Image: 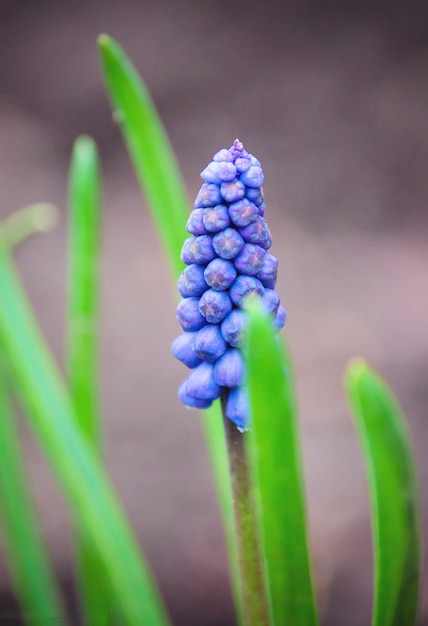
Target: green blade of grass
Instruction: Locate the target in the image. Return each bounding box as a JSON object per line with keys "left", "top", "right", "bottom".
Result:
{"left": 98, "top": 34, "right": 244, "bottom": 624}
{"left": 0, "top": 364, "right": 67, "bottom": 626}
{"left": 245, "top": 302, "right": 319, "bottom": 626}
{"left": 0, "top": 238, "right": 170, "bottom": 626}
{"left": 344, "top": 359, "right": 420, "bottom": 626}
{"left": 67, "top": 136, "right": 112, "bottom": 626}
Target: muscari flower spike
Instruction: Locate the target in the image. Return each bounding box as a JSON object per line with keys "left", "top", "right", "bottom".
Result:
{"left": 172, "top": 139, "right": 286, "bottom": 431}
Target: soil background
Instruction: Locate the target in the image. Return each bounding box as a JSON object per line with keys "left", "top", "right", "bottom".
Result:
{"left": 0, "top": 1, "right": 428, "bottom": 624}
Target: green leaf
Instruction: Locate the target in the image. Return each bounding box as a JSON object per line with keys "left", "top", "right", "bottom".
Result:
{"left": 0, "top": 365, "right": 67, "bottom": 626}
{"left": 245, "top": 302, "right": 319, "bottom": 626}
{"left": 345, "top": 359, "right": 421, "bottom": 626}
{"left": 98, "top": 34, "right": 189, "bottom": 279}
{"left": 0, "top": 239, "right": 171, "bottom": 626}
{"left": 98, "top": 34, "right": 244, "bottom": 624}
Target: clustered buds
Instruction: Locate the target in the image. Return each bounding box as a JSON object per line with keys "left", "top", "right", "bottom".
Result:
{"left": 172, "top": 139, "right": 285, "bottom": 431}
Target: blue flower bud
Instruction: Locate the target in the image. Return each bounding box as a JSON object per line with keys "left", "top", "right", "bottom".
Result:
{"left": 212, "top": 227, "right": 245, "bottom": 260}
{"left": 220, "top": 179, "right": 246, "bottom": 203}
{"left": 186, "top": 208, "right": 208, "bottom": 235}
{"left": 199, "top": 289, "right": 233, "bottom": 323}
{"left": 204, "top": 258, "right": 237, "bottom": 291}
{"left": 240, "top": 165, "right": 264, "bottom": 188}
{"left": 221, "top": 309, "right": 246, "bottom": 347}
{"left": 226, "top": 386, "right": 250, "bottom": 431}
{"left": 230, "top": 275, "right": 265, "bottom": 307}
{"left": 228, "top": 198, "right": 260, "bottom": 227}
{"left": 234, "top": 243, "right": 266, "bottom": 275}
{"left": 239, "top": 216, "right": 272, "bottom": 249}
{"left": 235, "top": 156, "right": 251, "bottom": 173}
{"left": 256, "top": 252, "right": 278, "bottom": 288}
{"left": 261, "top": 289, "right": 280, "bottom": 315}
{"left": 172, "top": 332, "right": 202, "bottom": 368}
{"left": 181, "top": 235, "right": 216, "bottom": 265}
{"left": 178, "top": 381, "right": 213, "bottom": 409}
{"left": 194, "top": 183, "right": 222, "bottom": 208}
{"left": 274, "top": 305, "right": 287, "bottom": 330}
{"left": 194, "top": 324, "right": 227, "bottom": 362}
{"left": 213, "top": 148, "right": 234, "bottom": 162}
{"left": 201, "top": 161, "right": 237, "bottom": 184}
{"left": 185, "top": 362, "right": 221, "bottom": 400}
{"left": 178, "top": 264, "right": 208, "bottom": 298}
{"left": 214, "top": 348, "right": 245, "bottom": 387}
{"left": 176, "top": 297, "right": 206, "bottom": 331}
{"left": 202, "top": 204, "right": 230, "bottom": 233}
{"left": 245, "top": 187, "right": 264, "bottom": 207}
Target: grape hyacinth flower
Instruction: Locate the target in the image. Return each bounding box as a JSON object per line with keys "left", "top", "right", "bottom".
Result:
{"left": 172, "top": 139, "right": 285, "bottom": 431}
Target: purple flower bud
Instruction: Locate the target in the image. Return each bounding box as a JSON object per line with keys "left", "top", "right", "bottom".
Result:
{"left": 250, "top": 155, "right": 261, "bottom": 167}
{"left": 181, "top": 236, "right": 216, "bottom": 265}
{"left": 185, "top": 362, "right": 221, "bottom": 400}
{"left": 245, "top": 187, "right": 264, "bottom": 207}
{"left": 240, "top": 165, "right": 264, "bottom": 188}
{"left": 239, "top": 216, "right": 272, "bottom": 249}
{"left": 213, "top": 148, "right": 234, "bottom": 162}
{"left": 178, "top": 381, "right": 213, "bottom": 409}
{"left": 194, "top": 324, "right": 227, "bottom": 362}
{"left": 202, "top": 204, "right": 230, "bottom": 233}
{"left": 186, "top": 209, "right": 208, "bottom": 235}
{"left": 274, "top": 305, "right": 287, "bottom": 330}
{"left": 201, "top": 161, "right": 237, "bottom": 184}
{"left": 258, "top": 202, "right": 266, "bottom": 216}
{"left": 194, "top": 183, "right": 222, "bottom": 208}
{"left": 220, "top": 179, "right": 246, "bottom": 203}
{"left": 261, "top": 289, "right": 280, "bottom": 315}
{"left": 172, "top": 332, "right": 202, "bottom": 368}
{"left": 214, "top": 349, "right": 245, "bottom": 387}
{"left": 176, "top": 298, "right": 206, "bottom": 331}
{"left": 226, "top": 386, "right": 250, "bottom": 431}
{"left": 204, "top": 258, "right": 237, "bottom": 291}
{"left": 234, "top": 243, "right": 266, "bottom": 275}
{"left": 228, "top": 198, "right": 260, "bottom": 227}
{"left": 212, "top": 227, "right": 245, "bottom": 260}
{"left": 221, "top": 309, "right": 247, "bottom": 347}
{"left": 256, "top": 252, "right": 278, "bottom": 288}
{"left": 235, "top": 156, "right": 251, "bottom": 173}
{"left": 230, "top": 275, "right": 265, "bottom": 307}
{"left": 178, "top": 264, "right": 208, "bottom": 298}
{"left": 230, "top": 138, "right": 246, "bottom": 158}
{"left": 199, "top": 289, "right": 233, "bottom": 323}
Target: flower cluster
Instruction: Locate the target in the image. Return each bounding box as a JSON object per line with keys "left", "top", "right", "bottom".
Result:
{"left": 172, "top": 139, "right": 285, "bottom": 431}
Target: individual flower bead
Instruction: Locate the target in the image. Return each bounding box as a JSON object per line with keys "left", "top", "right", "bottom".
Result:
{"left": 172, "top": 332, "right": 202, "bottom": 368}
{"left": 256, "top": 252, "right": 278, "bottom": 289}
{"left": 212, "top": 227, "right": 245, "bottom": 260}
{"left": 178, "top": 264, "right": 208, "bottom": 297}
{"left": 176, "top": 298, "right": 206, "bottom": 331}
{"left": 204, "top": 258, "right": 237, "bottom": 291}
{"left": 202, "top": 205, "right": 230, "bottom": 232}
{"left": 240, "top": 164, "right": 264, "bottom": 187}
{"left": 186, "top": 209, "right": 208, "bottom": 235}
{"left": 228, "top": 198, "right": 260, "bottom": 227}
{"left": 179, "top": 381, "right": 213, "bottom": 409}
{"left": 214, "top": 349, "right": 246, "bottom": 387}
{"left": 199, "top": 289, "right": 233, "bottom": 323}
{"left": 221, "top": 309, "right": 247, "bottom": 347}
{"left": 226, "top": 386, "right": 249, "bottom": 432}
{"left": 201, "top": 161, "right": 237, "bottom": 184}
{"left": 230, "top": 275, "right": 265, "bottom": 307}
{"left": 234, "top": 243, "right": 266, "bottom": 275}
{"left": 274, "top": 305, "right": 287, "bottom": 330}
{"left": 194, "top": 183, "right": 222, "bottom": 208}
{"left": 213, "top": 148, "right": 234, "bottom": 162}
{"left": 185, "top": 362, "right": 221, "bottom": 400}
{"left": 220, "top": 179, "right": 246, "bottom": 203}
{"left": 194, "top": 324, "right": 227, "bottom": 363}
{"left": 181, "top": 235, "right": 216, "bottom": 265}
{"left": 261, "top": 289, "right": 280, "bottom": 315}
{"left": 239, "top": 216, "right": 272, "bottom": 249}
{"left": 245, "top": 187, "right": 264, "bottom": 207}
{"left": 235, "top": 156, "right": 251, "bottom": 173}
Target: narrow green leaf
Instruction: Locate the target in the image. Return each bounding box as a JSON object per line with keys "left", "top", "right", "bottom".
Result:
{"left": 67, "top": 136, "right": 112, "bottom": 626}
{"left": 246, "top": 302, "right": 319, "bottom": 626}
{"left": 98, "top": 34, "right": 188, "bottom": 279}
{"left": 98, "top": 34, "right": 244, "bottom": 624}
{"left": 0, "top": 239, "right": 171, "bottom": 626}
{"left": 0, "top": 365, "right": 67, "bottom": 626}
{"left": 344, "top": 359, "right": 420, "bottom": 626}
{"left": 1, "top": 203, "right": 58, "bottom": 249}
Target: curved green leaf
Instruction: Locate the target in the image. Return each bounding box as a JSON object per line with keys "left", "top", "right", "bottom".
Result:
{"left": 345, "top": 359, "right": 420, "bottom": 626}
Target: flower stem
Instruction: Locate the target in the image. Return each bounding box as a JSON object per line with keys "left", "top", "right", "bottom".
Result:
{"left": 221, "top": 392, "right": 271, "bottom": 626}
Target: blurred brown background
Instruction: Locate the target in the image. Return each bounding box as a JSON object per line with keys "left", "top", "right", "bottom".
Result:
{"left": 0, "top": 1, "right": 428, "bottom": 624}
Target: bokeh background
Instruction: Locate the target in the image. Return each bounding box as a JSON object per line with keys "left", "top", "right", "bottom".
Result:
{"left": 0, "top": 1, "right": 428, "bottom": 624}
